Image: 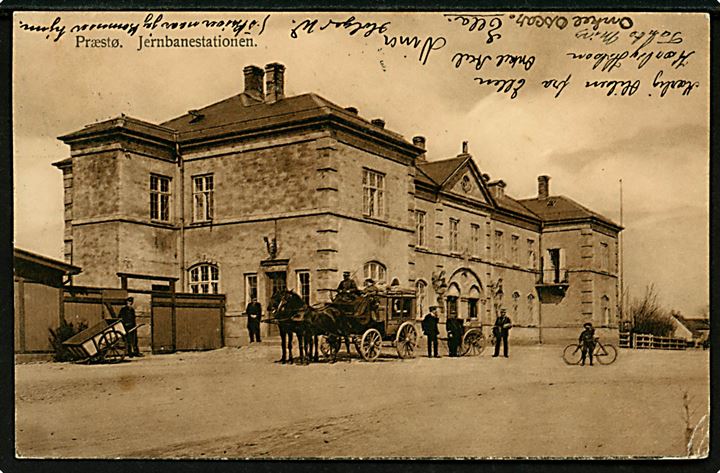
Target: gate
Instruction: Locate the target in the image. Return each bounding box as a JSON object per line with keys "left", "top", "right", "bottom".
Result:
{"left": 151, "top": 293, "right": 225, "bottom": 353}
{"left": 63, "top": 287, "right": 128, "bottom": 330}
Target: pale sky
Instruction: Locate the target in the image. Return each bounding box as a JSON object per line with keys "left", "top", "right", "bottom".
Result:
{"left": 13, "top": 11, "right": 709, "bottom": 316}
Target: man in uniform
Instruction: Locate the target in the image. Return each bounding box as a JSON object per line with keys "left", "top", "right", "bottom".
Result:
{"left": 337, "top": 271, "right": 359, "bottom": 293}
{"left": 578, "top": 322, "right": 596, "bottom": 366}
{"left": 246, "top": 296, "right": 263, "bottom": 343}
{"left": 492, "top": 307, "right": 512, "bottom": 358}
{"left": 421, "top": 306, "right": 441, "bottom": 358}
{"left": 119, "top": 297, "right": 141, "bottom": 357}
{"left": 335, "top": 271, "right": 359, "bottom": 304}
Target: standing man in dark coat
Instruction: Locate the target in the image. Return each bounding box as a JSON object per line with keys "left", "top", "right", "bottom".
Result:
{"left": 492, "top": 307, "right": 512, "bottom": 358}
{"left": 246, "top": 296, "right": 263, "bottom": 343}
{"left": 421, "top": 306, "right": 440, "bottom": 358}
{"left": 447, "top": 315, "right": 464, "bottom": 357}
{"left": 118, "top": 297, "right": 141, "bottom": 357}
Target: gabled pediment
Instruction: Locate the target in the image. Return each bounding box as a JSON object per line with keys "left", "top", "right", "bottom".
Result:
{"left": 442, "top": 157, "right": 493, "bottom": 205}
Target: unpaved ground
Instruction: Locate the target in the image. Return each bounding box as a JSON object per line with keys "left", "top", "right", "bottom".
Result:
{"left": 14, "top": 344, "right": 709, "bottom": 459}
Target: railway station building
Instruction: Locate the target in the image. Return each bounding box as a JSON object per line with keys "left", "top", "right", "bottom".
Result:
{"left": 54, "top": 62, "right": 622, "bottom": 346}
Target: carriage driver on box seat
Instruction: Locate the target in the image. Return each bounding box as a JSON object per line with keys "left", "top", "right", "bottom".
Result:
{"left": 119, "top": 297, "right": 142, "bottom": 357}
{"left": 335, "top": 271, "right": 360, "bottom": 304}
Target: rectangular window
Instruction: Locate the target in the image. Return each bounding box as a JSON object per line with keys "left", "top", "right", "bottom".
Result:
{"left": 362, "top": 169, "right": 385, "bottom": 218}
{"left": 193, "top": 174, "right": 214, "bottom": 222}
{"left": 471, "top": 224, "right": 481, "bottom": 257}
{"left": 415, "top": 211, "right": 426, "bottom": 248}
{"left": 494, "top": 230, "right": 504, "bottom": 261}
{"left": 468, "top": 298, "right": 478, "bottom": 320}
{"left": 527, "top": 239, "right": 536, "bottom": 269}
{"left": 245, "top": 274, "right": 258, "bottom": 305}
{"left": 511, "top": 235, "right": 519, "bottom": 265}
{"left": 150, "top": 174, "right": 171, "bottom": 221}
{"left": 449, "top": 218, "right": 459, "bottom": 253}
{"left": 544, "top": 248, "right": 566, "bottom": 283}
{"left": 297, "top": 271, "right": 311, "bottom": 304}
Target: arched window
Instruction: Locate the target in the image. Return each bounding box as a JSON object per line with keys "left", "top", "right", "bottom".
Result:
{"left": 364, "top": 261, "right": 387, "bottom": 284}
{"left": 527, "top": 294, "right": 536, "bottom": 326}
{"left": 446, "top": 283, "right": 460, "bottom": 319}
{"left": 416, "top": 280, "right": 428, "bottom": 316}
{"left": 601, "top": 295, "right": 611, "bottom": 326}
{"left": 189, "top": 263, "right": 219, "bottom": 294}
{"left": 468, "top": 285, "right": 481, "bottom": 320}
{"left": 512, "top": 291, "right": 520, "bottom": 321}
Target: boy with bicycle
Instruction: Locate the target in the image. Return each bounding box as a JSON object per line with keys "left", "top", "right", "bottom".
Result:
{"left": 578, "top": 322, "right": 596, "bottom": 366}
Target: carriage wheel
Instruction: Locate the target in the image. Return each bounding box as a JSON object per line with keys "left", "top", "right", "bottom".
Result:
{"left": 319, "top": 335, "right": 340, "bottom": 361}
{"left": 395, "top": 322, "right": 418, "bottom": 359}
{"left": 360, "top": 328, "right": 382, "bottom": 362}
{"left": 460, "top": 329, "right": 485, "bottom": 356}
{"left": 98, "top": 330, "right": 126, "bottom": 364}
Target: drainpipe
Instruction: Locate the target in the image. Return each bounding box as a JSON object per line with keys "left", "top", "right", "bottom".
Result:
{"left": 176, "top": 136, "right": 186, "bottom": 290}
{"left": 538, "top": 230, "right": 543, "bottom": 344}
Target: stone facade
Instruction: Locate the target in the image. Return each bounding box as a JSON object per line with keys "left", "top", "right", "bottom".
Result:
{"left": 54, "top": 63, "right": 622, "bottom": 347}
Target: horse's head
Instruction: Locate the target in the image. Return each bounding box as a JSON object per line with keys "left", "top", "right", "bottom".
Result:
{"left": 270, "top": 289, "right": 306, "bottom": 320}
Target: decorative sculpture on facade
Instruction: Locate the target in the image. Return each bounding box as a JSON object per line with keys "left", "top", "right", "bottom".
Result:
{"left": 263, "top": 236, "right": 278, "bottom": 260}
{"left": 431, "top": 270, "right": 447, "bottom": 306}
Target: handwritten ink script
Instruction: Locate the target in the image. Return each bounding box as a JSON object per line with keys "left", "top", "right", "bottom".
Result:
{"left": 16, "top": 12, "right": 703, "bottom": 100}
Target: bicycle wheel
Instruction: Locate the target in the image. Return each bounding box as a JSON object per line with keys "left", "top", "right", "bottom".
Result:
{"left": 562, "top": 344, "right": 582, "bottom": 365}
{"left": 595, "top": 343, "right": 617, "bottom": 365}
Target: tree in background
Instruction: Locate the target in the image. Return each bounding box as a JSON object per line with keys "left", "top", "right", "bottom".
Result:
{"left": 630, "top": 284, "right": 675, "bottom": 337}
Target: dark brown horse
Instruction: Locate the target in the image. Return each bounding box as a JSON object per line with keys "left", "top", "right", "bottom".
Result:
{"left": 267, "top": 290, "right": 308, "bottom": 364}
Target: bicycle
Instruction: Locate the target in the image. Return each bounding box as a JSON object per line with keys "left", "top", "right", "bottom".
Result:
{"left": 562, "top": 337, "right": 617, "bottom": 365}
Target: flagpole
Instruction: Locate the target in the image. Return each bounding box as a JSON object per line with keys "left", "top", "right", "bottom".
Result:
{"left": 619, "top": 178, "right": 624, "bottom": 325}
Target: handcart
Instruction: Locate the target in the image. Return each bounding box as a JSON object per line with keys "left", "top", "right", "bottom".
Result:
{"left": 62, "top": 318, "right": 141, "bottom": 364}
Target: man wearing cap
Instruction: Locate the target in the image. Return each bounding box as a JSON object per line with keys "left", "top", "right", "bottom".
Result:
{"left": 492, "top": 307, "right": 512, "bottom": 358}
{"left": 335, "top": 271, "right": 359, "bottom": 304}
{"left": 578, "top": 322, "right": 596, "bottom": 366}
{"left": 246, "top": 296, "right": 263, "bottom": 343}
{"left": 421, "top": 306, "right": 441, "bottom": 358}
{"left": 118, "top": 297, "right": 141, "bottom": 357}
{"left": 337, "top": 271, "right": 359, "bottom": 293}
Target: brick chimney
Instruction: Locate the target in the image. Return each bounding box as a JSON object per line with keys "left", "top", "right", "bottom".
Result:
{"left": 243, "top": 65, "right": 265, "bottom": 101}
{"left": 413, "top": 135, "right": 427, "bottom": 162}
{"left": 538, "top": 175, "right": 550, "bottom": 199}
{"left": 488, "top": 180, "right": 506, "bottom": 199}
{"left": 265, "top": 62, "right": 285, "bottom": 104}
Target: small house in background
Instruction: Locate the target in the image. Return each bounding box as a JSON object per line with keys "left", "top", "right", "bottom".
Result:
{"left": 14, "top": 248, "right": 81, "bottom": 353}
{"left": 671, "top": 313, "right": 710, "bottom": 347}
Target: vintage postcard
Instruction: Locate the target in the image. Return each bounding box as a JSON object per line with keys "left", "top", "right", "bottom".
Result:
{"left": 12, "top": 10, "right": 709, "bottom": 460}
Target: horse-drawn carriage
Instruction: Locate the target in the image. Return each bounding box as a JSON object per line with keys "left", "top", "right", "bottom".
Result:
{"left": 268, "top": 286, "right": 488, "bottom": 363}
{"left": 319, "top": 287, "right": 419, "bottom": 362}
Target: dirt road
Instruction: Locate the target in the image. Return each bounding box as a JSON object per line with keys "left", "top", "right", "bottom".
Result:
{"left": 14, "top": 344, "right": 709, "bottom": 459}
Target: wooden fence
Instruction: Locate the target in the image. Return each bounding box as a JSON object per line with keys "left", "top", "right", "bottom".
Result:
{"left": 619, "top": 332, "right": 687, "bottom": 350}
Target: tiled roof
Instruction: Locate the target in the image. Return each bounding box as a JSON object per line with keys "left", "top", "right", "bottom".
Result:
{"left": 518, "top": 195, "right": 621, "bottom": 229}
{"left": 161, "top": 92, "right": 407, "bottom": 143}
{"left": 416, "top": 156, "right": 467, "bottom": 184}
{"left": 674, "top": 315, "right": 710, "bottom": 337}
{"left": 495, "top": 195, "right": 540, "bottom": 220}
{"left": 414, "top": 165, "right": 437, "bottom": 186}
